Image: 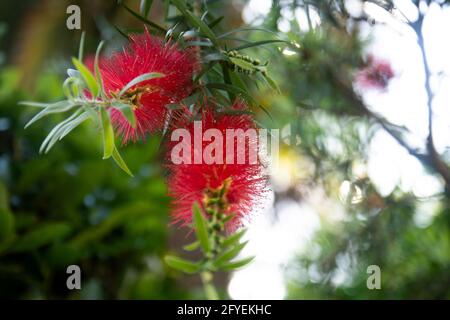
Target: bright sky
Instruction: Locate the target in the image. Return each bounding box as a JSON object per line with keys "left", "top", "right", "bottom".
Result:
{"left": 228, "top": 0, "right": 449, "bottom": 300}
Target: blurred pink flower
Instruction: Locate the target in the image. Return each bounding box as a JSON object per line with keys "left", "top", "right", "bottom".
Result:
{"left": 356, "top": 55, "right": 394, "bottom": 91}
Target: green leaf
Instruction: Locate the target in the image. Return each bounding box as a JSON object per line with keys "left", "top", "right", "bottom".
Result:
{"left": 114, "top": 25, "right": 129, "bottom": 39}
{"left": 112, "top": 147, "right": 134, "bottom": 176}
{"left": 193, "top": 203, "right": 211, "bottom": 254}
{"left": 67, "top": 68, "right": 80, "bottom": 78}
{"left": 229, "top": 70, "right": 249, "bottom": 94}
{"left": 22, "top": 101, "right": 76, "bottom": 129}
{"left": 222, "top": 229, "right": 246, "bottom": 248}
{"left": 94, "top": 41, "right": 105, "bottom": 96}
{"left": 100, "top": 108, "right": 115, "bottom": 159}
{"left": 140, "top": 0, "right": 154, "bottom": 17}
{"left": 72, "top": 57, "right": 99, "bottom": 97}
{"left": 231, "top": 39, "right": 288, "bottom": 51}
{"left": 111, "top": 101, "right": 136, "bottom": 128}
{"left": 171, "top": 0, "right": 218, "bottom": 46}
{"left": 58, "top": 111, "right": 91, "bottom": 140}
{"left": 221, "top": 63, "right": 234, "bottom": 101}
{"left": 221, "top": 212, "right": 236, "bottom": 224}
{"left": 118, "top": 72, "right": 164, "bottom": 97}
{"left": 203, "top": 52, "right": 229, "bottom": 63}
{"left": 206, "top": 82, "right": 256, "bottom": 105}
{"left": 63, "top": 77, "right": 81, "bottom": 99}
{"left": 183, "top": 241, "right": 200, "bottom": 251}
{"left": 12, "top": 223, "right": 72, "bottom": 252}
{"left": 218, "top": 27, "right": 279, "bottom": 39}
{"left": 78, "top": 31, "right": 85, "bottom": 61}
{"left": 184, "top": 11, "right": 218, "bottom": 46}
{"left": 19, "top": 101, "right": 61, "bottom": 108}
{"left": 123, "top": 4, "right": 166, "bottom": 33}
{"left": 39, "top": 109, "right": 83, "bottom": 153}
{"left": 262, "top": 73, "right": 280, "bottom": 93}
{"left": 164, "top": 255, "right": 200, "bottom": 274}
{"left": 207, "top": 83, "right": 272, "bottom": 119}
{"left": 214, "top": 241, "right": 248, "bottom": 267}
{"left": 185, "top": 40, "right": 213, "bottom": 47}
{"left": 193, "top": 63, "right": 215, "bottom": 83}
{"left": 208, "top": 16, "right": 224, "bottom": 29}
{"left": 165, "top": 22, "right": 180, "bottom": 41}
{"left": 221, "top": 256, "right": 255, "bottom": 271}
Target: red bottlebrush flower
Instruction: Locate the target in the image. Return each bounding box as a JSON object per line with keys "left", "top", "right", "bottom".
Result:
{"left": 87, "top": 29, "right": 198, "bottom": 143}
{"left": 356, "top": 55, "right": 394, "bottom": 91}
{"left": 165, "top": 102, "right": 267, "bottom": 232}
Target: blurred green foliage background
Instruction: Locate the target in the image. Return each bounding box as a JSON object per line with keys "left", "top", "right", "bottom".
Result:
{"left": 0, "top": 0, "right": 449, "bottom": 299}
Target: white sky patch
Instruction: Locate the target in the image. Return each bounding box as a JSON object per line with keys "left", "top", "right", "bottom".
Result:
{"left": 361, "top": 3, "right": 448, "bottom": 196}
{"left": 242, "top": 0, "right": 272, "bottom": 25}
{"left": 229, "top": 198, "right": 321, "bottom": 299}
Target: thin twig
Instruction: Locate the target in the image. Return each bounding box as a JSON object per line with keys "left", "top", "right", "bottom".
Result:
{"left": 410, "top": 9, "right": 450, "bottom": 190}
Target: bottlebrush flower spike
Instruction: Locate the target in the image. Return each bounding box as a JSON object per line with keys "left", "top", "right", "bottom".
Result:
{"left": 88, "top": 28, "right": 198, "bottom": 143}
{"left": 356, "top": 54, "right": 394, "bottom": 91}
{"left": 166, "top": 102, "right": 268, "bottom": 232}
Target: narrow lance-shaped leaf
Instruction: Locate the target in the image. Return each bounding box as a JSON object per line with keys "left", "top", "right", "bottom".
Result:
{"left": 183, "top": 241, "right": 200, "bottom": 251}
{"left": 72, "top": 58, "right": 100, "bottom": 98}
{"left": 67, "top": 68, "right": 80, "bottom": 78}
{"left": 100, "top": 108, "right": 115, "bottom": 159}
{"left": 214, "top": 241, "right": 248, "bottom": 267}
{"left": 185, "top": 40, "right": 214, "bottom": 47}
{"left": 78, "top": 31, "right": 85, "bottom": 61}
{"left": 140, "top": 0, "right": 154, "bottom": 17}
{"left": 39, "top": 109, "right": 82, "bottom": 153}
{"left": 203, "top": 52, "right": 229, "bottom": 63}
{"left": 37, "top": 111, "right": 92, "bottom": 155}
{"left": 118, "top": 72, "right": 164, "bottom": 97}
{"left": 112, "top": 147, "right": 134, "bottom": 177}
{"left": 220, "top": 256, "right": 255, "bottom": 271}
{"left": 171, "top": 0, "right": 218, "bottom": 46}
{"left": 114, "top": 25, "right": 129, "bottom": 40}
{"left": 193, "top": 203, "right": 211, "bottom": 254}
{"left": 217, "top": 26, "right": 279, "bottom": 39}
{"left": 206, "top": 83, "right": 256, "bottom": 105}
{"left": 45, "top": 112, "right": 90, "bottom": 153}
{"left": 229, "top": 70, "right": 249, "bottom": 94}
{"left": 58, "top": 111, "right": 91, "bottom": 141}
{"left": 111, "top": 101, "right": 137, "bottom": 128}
{"left": 19, "top": 101, "right": 62, "bottom": 108}
{"left": 165, "top": 22, "right": 180, "bottom": 41}
{"left": 164, "top": 255, "right": 200, "bottom": 274}
{"left": 261, "top": 72, "right": 280, "bottom": 93}
{"left": 22, "top": 101, "right": 76, "bottom": 129}
{"left": 222, "top": 229, "right": 246, "bottom": 248}
{"left": 123, "top": 4, "right": 166, "bottom": 33}
{"left": 208, "top": 16, "right": 224, "bottom": 29}
{"left": 63, "top": 76, "right": 82, "bottom": 100}
{"left": 231, "top": 39, "right": 288, "bottom": 51}
{"left": 94, "top": 41, "right": 105, "bottom": 97}
{"left": 207, "top": 83, "right": 273, "bottom": 119}
{"left": 184, "top": 10, "right": 219, "bottom": 47}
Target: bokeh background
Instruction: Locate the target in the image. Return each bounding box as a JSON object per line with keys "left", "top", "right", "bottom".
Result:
{"left": 0, "top": 0, "right": 449, "bottom": 299}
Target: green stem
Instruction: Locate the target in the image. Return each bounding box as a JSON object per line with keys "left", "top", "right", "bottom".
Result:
{"left": 200, "top": 271, "right": 219, "bottom": 300}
